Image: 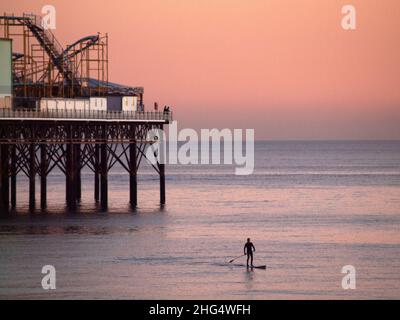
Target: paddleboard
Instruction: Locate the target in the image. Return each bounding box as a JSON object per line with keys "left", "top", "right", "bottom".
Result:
{"left": 230, "top": 263, "right": 267, "bottom": 270}
{"left": 251, "top": 265, "right": 267, "bottom": 270}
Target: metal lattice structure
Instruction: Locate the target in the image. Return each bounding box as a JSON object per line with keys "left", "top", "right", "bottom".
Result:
{"left": 0, "top": 13, "right": 143, "bottom": 106}
{"left": 0, "top": 119, "right": 167, "bottom": 212}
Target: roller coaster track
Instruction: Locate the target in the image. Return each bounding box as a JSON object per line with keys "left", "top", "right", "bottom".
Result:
{"left": 63, "top": 35, "right": 100, "bottom": 60}
{"left": 23, "top": 14, "right": 77, "bottom": 86}
{"left": 1, "top": 14, "right": 77, "bottom": 86}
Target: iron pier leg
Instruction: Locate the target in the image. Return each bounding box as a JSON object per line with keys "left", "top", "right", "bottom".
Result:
{"left": 160, "top": 163, "right": 166, "bottom": 206}
{"left": 66, "top": 143, "right": 77, "bottom": 211}
{"left": 160, "top": 164, "right": 166, "bottom": 205}
{"left": 3, "top": 146, "right": 10, "bottom": 211}
{"left": 0, "top": 145, "right": 4, "bottom": 213}
{"left": 66, "top": 144, "right": 70, "bottom": 205}
{"left": 11, "top": 145, "right": 16, "bottom": 209}
{"left": 158, "top": 124, "right": 166, "bottom": 206}
{"left": 76, "top": 144, "right": 81, "bottom": 202}
{"left": 129, "top": 140, "right": 137, "bottom": 208}
{"left": 40, "top": 144, "right": 47, "bottom": 210}
{"left": 0, "top": 145, "right": 10, "bottom": 213}
{"left": 29, "top": 144, "right": 35, "bottom": 212}
{"left": 94, "top": 144, "right": 100, "bottom": 202}
{"left": 100, "top": 142, "right": 108, "bottom": 210}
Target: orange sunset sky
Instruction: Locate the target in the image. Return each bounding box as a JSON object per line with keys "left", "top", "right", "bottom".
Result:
{"left": 1, "top": 0, "right": 400, "bottom": 139}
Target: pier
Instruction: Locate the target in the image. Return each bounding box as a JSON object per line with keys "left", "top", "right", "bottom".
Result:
{"left": 0, "top": 110, "right": 172, "bottom": 212}
{"left": 0, "top": 13, "right": 173, "bottom": 213}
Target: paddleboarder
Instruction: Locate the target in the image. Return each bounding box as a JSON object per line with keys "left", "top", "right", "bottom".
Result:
{"left": 244, "top": 238, "right": 256, "bottom": 267}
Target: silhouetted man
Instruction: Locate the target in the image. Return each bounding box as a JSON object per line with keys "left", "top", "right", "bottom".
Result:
{"left": 244, "top": 238, "right": 256, "bottom": 267}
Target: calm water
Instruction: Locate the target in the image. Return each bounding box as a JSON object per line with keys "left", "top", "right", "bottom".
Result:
{"left": 0, "top": 141, "right": 400, "bottom": 299}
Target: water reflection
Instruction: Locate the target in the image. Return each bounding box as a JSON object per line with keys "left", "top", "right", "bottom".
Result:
{"left": 0, "top": 225, "right": 139, "bottom": 236}
{"left": 245, "top": 268, "right": 255, "bottom": 280}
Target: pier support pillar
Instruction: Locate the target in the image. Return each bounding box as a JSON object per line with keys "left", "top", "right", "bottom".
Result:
{"left": 159, "top": 124, "right": 166, "bottom": 206}
{"left": 11, "top": 145, "right": 16, "bottom": 209}
{"left": 0, "top": 145, "right": 10, "bottom": 212}
{"left": 66, "top": 143, "right": 77, "bottom": 211}
{"left": 75, "top": 144, "right": 81, "bottom": 202}
{"left": 129, "top": 141, "right": 137, "bottom": 208}
{"left": 40, "top": 144, "right": 47, "bottom": 210}
{"left": 29, "top": 144, "right": 35, "bottom": 212}
{"left": 66, "top": 144, "right": 70, "bottom": 204}
{"left": 3, "top": 146, "right": 10, "bottom": 211}
{"left": 94, "top": 144, "right": 100, "bottom": 202}
{"left": 100, "top": 142, "right": 108, "bottom": 210}
{"left": 0, "top": 145, "right": 4, "bottom": 213}
{"left": 160, "top": 163, "right": 166, "bottom": 206}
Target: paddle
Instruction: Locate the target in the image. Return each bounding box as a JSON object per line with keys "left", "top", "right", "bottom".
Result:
{"left": 229, "top": 254, "right": 246, "bottom": 263}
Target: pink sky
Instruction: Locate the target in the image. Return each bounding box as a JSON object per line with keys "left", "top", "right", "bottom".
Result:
{"left": 1, "top": 0, "right": 400, "bottom": 139}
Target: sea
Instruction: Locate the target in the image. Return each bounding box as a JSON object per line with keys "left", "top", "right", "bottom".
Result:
{"left": 0, "top": 141, "right": 399, "bottom": 299}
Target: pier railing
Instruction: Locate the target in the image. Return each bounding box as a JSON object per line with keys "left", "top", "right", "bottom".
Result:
{"left": 0, "top": 108, "right": 173, "bottom": 122}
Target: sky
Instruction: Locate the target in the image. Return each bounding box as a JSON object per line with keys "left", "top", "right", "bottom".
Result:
{"left": 1, "top": 0, "right": 400, "bottom": 139}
